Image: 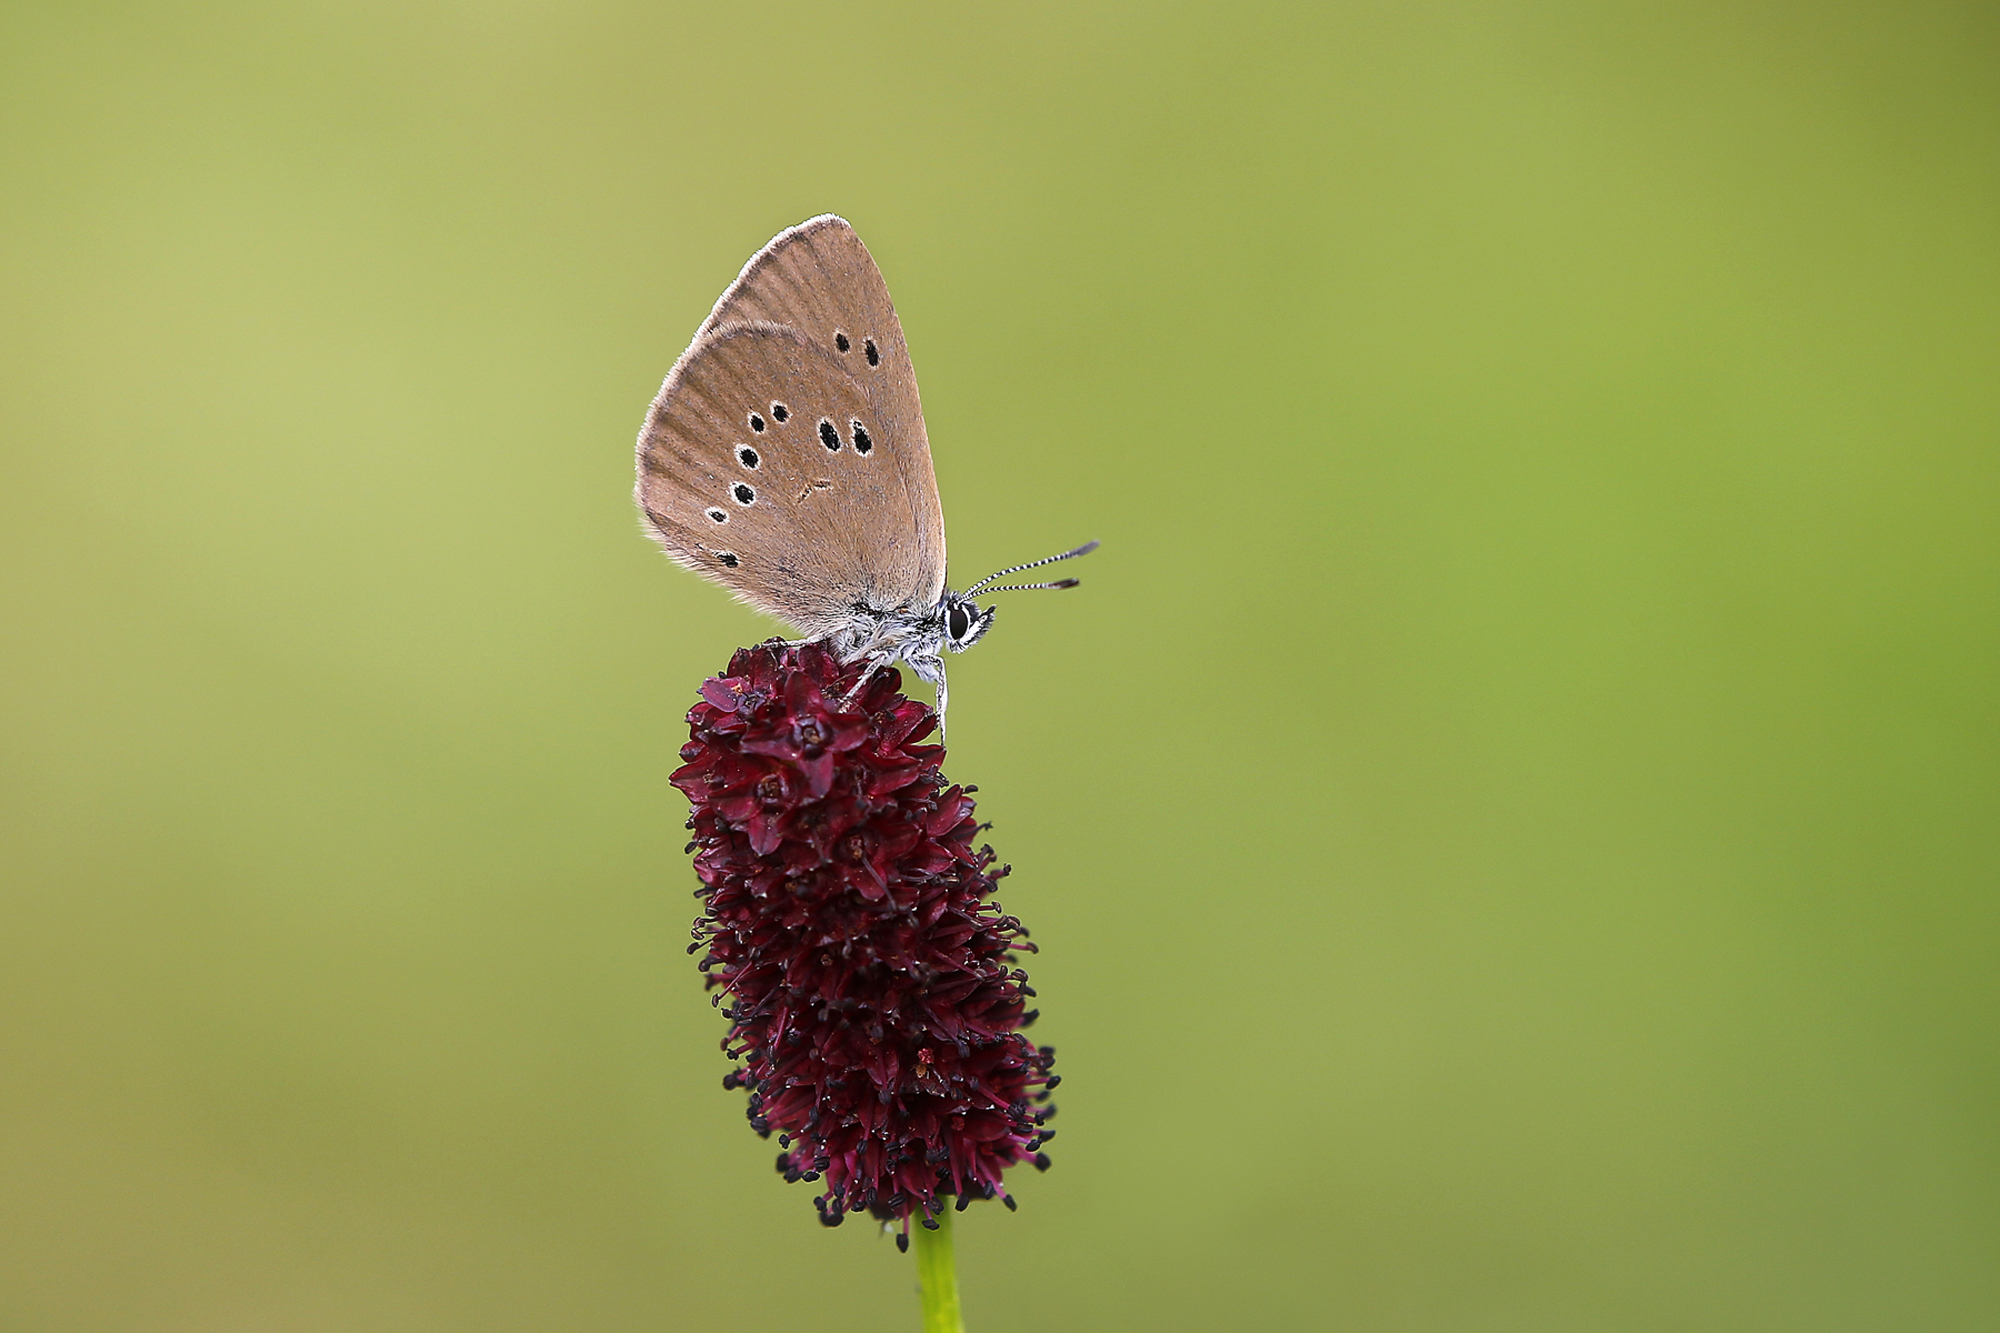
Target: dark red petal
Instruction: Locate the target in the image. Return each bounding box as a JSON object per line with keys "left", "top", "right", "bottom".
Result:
{"left": 700, "top": 676, "right": 750, "bottom": 713}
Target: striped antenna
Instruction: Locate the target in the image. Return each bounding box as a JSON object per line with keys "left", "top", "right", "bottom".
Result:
{"left": 964, "top": 541, "right": 1100, "bottom": 597}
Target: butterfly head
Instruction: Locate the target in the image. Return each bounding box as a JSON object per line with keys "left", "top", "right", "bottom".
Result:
{"left": 934, "top": 540, "right": 1102, "bottom": 657}
{"left": 941, "top": 592, "right": 996, "bottom": 653}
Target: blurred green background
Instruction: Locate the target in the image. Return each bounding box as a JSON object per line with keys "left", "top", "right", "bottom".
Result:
{"left": 3, "top": 2, "right": 1996, "bottom": 1329}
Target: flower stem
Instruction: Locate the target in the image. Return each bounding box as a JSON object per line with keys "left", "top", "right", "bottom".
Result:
{"left": 913, "top": 1208, "right": 965, "bottom": 1333}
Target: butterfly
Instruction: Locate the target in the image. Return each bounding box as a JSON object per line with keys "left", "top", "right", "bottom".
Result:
{"left": 634, "top": 214, "right": 1095, "bottom": 734}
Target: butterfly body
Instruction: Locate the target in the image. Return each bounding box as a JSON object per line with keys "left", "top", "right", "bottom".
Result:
{"left": 636, "top": 215, "right": 1088, "bottom": 732}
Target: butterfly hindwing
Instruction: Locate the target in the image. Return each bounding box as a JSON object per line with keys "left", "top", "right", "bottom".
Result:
{"left": 638, "top": 319, "right": 936, "bottom": 634}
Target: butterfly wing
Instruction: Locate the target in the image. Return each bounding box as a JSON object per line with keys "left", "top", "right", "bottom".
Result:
{"left": 635, "top": 216, "right": 947, "bottom": 629}
{"left": 637, "top": 322, "right": 934, "bottom": 634}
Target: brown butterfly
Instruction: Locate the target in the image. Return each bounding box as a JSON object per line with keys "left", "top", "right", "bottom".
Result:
{"left": 634, "top": 215, "right": 1095, "bottom": 732}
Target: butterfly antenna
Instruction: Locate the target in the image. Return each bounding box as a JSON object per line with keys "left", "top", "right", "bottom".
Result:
{"left": 964, "top": 540, "right": 1100, "bottom": 597}
{"left": 980, "top": 580, "right": 1081, "bottom": 593}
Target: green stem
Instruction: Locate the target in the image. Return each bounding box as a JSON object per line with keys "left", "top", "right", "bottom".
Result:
{"left": 913, "top": 1207, "right": 965, "bottom": 1333}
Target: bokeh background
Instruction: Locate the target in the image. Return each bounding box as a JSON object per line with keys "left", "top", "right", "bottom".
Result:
{"left": 3, "top": 2, "right": 1996, "bottom": 1329}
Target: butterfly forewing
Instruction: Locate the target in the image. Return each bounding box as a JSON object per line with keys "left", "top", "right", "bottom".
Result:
{"left": 636, "top": 216, "right": 947, "bottom": 629}
{"left": 656, "top": 213, "right": 944, "bottom": 596}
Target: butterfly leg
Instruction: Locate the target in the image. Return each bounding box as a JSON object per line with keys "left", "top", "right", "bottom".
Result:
{"left": 903, "top": 655, "right": 948, "bottom": 740}
{"left": 837, "top": 650, "right": 900, "bottom": 710}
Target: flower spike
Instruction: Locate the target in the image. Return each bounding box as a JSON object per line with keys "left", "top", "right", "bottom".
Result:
{"left": 671, "top": 641, "right": 1058, "bottom": 1224}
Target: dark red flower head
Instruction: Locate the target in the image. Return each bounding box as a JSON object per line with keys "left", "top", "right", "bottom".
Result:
{"left": 671, "top": 641, "right": 1057, "bottom": 1242}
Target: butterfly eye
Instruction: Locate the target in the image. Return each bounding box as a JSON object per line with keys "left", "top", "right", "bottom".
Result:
{"left": 748, "top": 412, "right": 765, "bottom": 432}
{"left": 947, "top": 603, "right": 972, "bottom": 641}
{"left": 850, "top": 420, "right": 873, "bottom": 455}
{"left": 818, "top": 419, "right": 841, "bottom": 452}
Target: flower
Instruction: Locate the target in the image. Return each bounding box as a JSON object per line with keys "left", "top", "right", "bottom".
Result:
{"left": 671, "top": 641, "right": 1057, "bottom": 1246}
